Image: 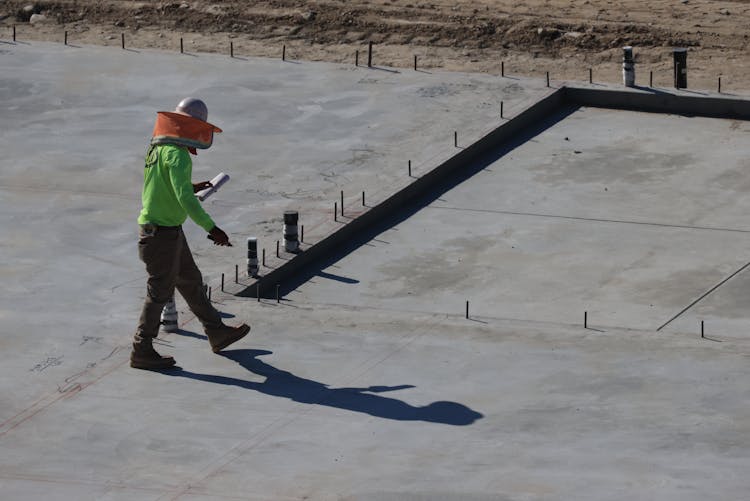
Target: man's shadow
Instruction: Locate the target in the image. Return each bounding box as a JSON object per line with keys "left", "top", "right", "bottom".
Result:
{"left": 163, "top": 349, "right": 483, "bottom": 426}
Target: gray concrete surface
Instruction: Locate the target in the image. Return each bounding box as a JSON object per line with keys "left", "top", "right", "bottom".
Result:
{"left": 2, "top": 41, "right": 750, "bottom": 500}
{"left": 292, "top": 106, "right": 750, "bottom": 334}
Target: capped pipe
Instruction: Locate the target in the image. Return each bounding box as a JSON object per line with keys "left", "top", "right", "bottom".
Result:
{"left": 247, "top": 237, "right": 259, "bottom": 277}
{"left": 673, "top": 48, "right": 688, "bottom": 89}
{"left": 622, "top": 46, "right": 635, "bottom": 87}
{"left": 161, "top": 296, "right": 178, "bottom": 333}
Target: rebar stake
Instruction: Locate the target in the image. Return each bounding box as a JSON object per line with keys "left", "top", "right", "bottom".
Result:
{"left": 501, "top": 61, "right": 504, "bottom": 77}
{"left": 362, "top": 191, "right": 365, "bottom": 206}
{"left": 414, "top": 55, "right": 417, "bottom": 71}
{"left": 454, "top": 131, "right": 458, "bottom": 148}
{"left": 282, "top": 44, "right": 286, "bottom": 61}
{"left": 368, "top": 41, "right": 373, "bottom": 67}
{"left": 65, "top": 31, "right": 68, "bottom": 46}
{"left": 718, "top": 77, "right": 722, "bottom": 93}
{"left": 408, "top": 160, "right": 412, "bottom": 177}
{"left": 208, "top": 286, "right": 212, "bottom": 301}
{"left": 340, "top": 190, "right": 344, "bottom": 216}
{"left": 276, "top": 284, "right": 280, "bottom": 303}
{"left": 334, "top": 202, "right": 338, "bottom": 222}
{"left": 13, "top": 24, "right": 16, "bottom": 42}
{"left": 180, "top": 38, "right": 183, "bottom": 53}
{"left": 221, "top": 273, "right": 225, "bottom": 292}
{"left": 501, "top": 101, "right": 504, "bottom": 119}
{"left": 257, "top": 282, "right": 260, "bottom": 302}
{"left": 585, "top": 311, "right": 588, "bottom": 329}
{"left": 230, "top": 41, "right": 233, "bottom": 58}
{"left": 235, "top": 264, "right": 239, "bottom": 283}
{"left": 589, "top": 68, "right": 592, "bottom": 84}
{"left": 276, "top": 240, "right": 280, "bottom": 258}
{"left": 355, "top": 50, "right": 359, "bottom": 67}
{"left": 546, "top": 71, "right": 550, "bottom": 87}
{"left": 649, "top": 70, "right": 653, "bottom": 87}
{"left": 262, "top": 248, "right": 266, "bottom": 267}
{"left": 301, "top": 225, "right": 304, "bottom": 243}
{"left": 701, "top": 320, "right": 705, "bottom": 338}
{"left": 466, "top": 301, "right": 469, "bottom": 319}
{"left": 121, "top": 33, "right": 125, "bottom": 50}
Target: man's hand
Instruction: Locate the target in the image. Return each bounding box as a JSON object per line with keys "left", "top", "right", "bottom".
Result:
{"left": 193, "top": 181, "right": 213, "bottom": 193}
{"left": 208, "top": 226, "right": 232, "bottom": 246}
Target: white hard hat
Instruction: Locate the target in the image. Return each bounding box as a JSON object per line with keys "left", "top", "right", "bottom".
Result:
{"left": 175, "top": 97, "right": 209, "bottom": 122}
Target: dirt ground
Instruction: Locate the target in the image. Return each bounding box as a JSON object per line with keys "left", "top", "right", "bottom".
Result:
{"left": 2, "top": 1, "right": 750, "bottom": 92}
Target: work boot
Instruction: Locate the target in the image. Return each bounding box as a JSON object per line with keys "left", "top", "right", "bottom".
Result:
{"left": 130, "top": 339, "right": 176, "bottom": 370}
{"left": 205, "top": 323, "right": 251, "bottom": 353}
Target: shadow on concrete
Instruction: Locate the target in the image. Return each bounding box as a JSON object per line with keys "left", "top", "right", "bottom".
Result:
{"left": 172, "top": 328, "right": 207, "bottom": 341}
{"left": 316, "top": 270, "right": 359, "bottom": 284}
{"left": 369, "top": 66, "right": 400, "bottom": 74}
{"left": 258, "top": 103, "right": 579, "bottom": 299}
{"left": 632, "top": 85, "right": 673, "bottom": 96}
{"left": 162, "top": 349, "right": 484, "bottom": 425}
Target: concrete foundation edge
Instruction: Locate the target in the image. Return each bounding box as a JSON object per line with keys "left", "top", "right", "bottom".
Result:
{"left": 564, "top": 85, "right": 750, "bottom": 119}
{"left": 237, "top": 84, "right": 750, "bottom": 298}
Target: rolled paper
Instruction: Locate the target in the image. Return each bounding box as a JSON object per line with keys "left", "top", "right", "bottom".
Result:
{"left": 197, "top": 172, "right": 230, "bottom": 201}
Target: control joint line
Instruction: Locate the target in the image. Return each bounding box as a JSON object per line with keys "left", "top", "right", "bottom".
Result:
{"left": 428, "top": 205, "right": 750, "bottom": 234}
{"left": 657, "top": 259, "right": 750, "bottom": 331}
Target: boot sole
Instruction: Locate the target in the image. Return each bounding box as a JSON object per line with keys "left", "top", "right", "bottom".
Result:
{"left": 211, "top": 324, "right": 251, "bottom": 353}
{"left": 130, "top": 358, "right": 177, "bottom": 370}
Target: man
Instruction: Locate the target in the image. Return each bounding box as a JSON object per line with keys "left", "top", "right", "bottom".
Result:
{"left": 132, "top": 97, "right": 250, "bottom": 370}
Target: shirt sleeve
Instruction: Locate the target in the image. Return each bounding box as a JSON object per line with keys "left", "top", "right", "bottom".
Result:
{"left": 165, "top": 147, "right": 216, "bottom": 232}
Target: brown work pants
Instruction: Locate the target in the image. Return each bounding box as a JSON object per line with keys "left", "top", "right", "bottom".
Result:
{"left": 135, "top": 225, "right": 223, "bottom": 342}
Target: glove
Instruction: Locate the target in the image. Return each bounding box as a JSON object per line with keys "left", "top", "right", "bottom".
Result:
{"left": 193, "top": 181, "right": 213, "bottom": 193}
{"left": 207, "top": 226, "right": 232, "bottom": 246}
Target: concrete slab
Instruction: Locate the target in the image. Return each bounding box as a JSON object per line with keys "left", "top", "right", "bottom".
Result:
{"left": 2, "top": 41, "right": 750, "bottom": 501}
{"left": 0, "top": 39, "right": 546, "bottom": 422}
{"left": 289, "top": 106, "right": 750, "bottom": 334}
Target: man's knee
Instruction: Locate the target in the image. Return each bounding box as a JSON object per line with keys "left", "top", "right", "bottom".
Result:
{"left": 146, "top": 284, "right": 175, "bottom": 305}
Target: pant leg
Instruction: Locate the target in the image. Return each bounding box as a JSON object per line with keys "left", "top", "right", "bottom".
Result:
{"left": 174, "top": 229, "right": 224, "bottom": 330}
{"left": 135, "top": 226, "right": 181, "bottom": 341}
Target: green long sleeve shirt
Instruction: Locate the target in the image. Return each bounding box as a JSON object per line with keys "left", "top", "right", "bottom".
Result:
{"left": 137, "top": 144, "right": 215, "bottom": 232}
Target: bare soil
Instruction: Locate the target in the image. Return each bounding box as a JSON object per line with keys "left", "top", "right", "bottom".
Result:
{"left": 2, "top": 1, "right": 750, "bottom": 92}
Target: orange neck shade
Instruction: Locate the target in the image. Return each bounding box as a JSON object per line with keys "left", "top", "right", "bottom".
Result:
{"left": 151, "top": 111, "right": 222, "bottom": 154}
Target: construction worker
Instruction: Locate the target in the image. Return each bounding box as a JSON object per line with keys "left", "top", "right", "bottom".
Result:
{"left": 132, "top": 97, "right": 250, "bottom": 370}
